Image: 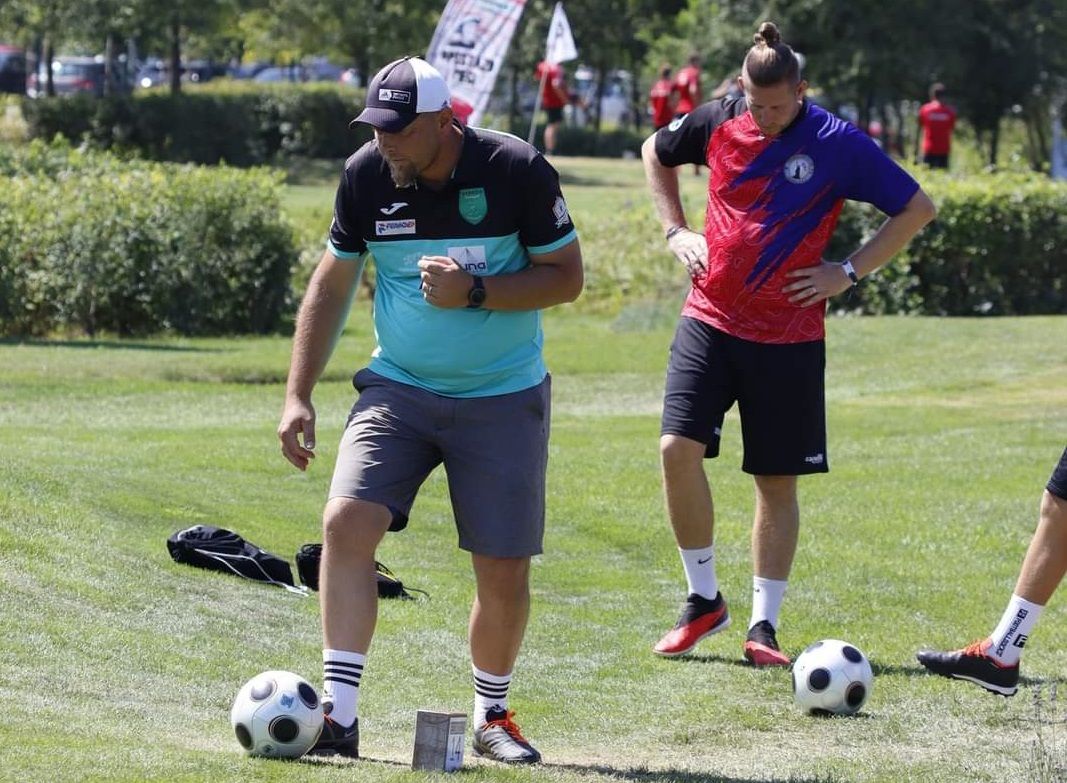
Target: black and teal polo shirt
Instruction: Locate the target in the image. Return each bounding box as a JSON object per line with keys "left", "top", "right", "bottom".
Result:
{"left": 327, "top": 123, "right": 578, "bottom": 397}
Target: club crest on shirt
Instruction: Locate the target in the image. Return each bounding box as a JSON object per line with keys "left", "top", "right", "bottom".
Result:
{"left": 458, "top": 187, "right": 488, "bottom": 225}
{"left": 668, "top": 114, "right": 687, "bottom": 132}
{"left": 552, "top": 196, "right": 571, "bottom": 228}
{"left": 784, "top": 154, "right": 815, "bottom": 184}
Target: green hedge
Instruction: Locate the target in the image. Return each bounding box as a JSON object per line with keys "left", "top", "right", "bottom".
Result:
{"left": 21, "top": 82, "right": 373, "bottom": 165}
{"left": 827, "top": 170, "right": 1067, "bottom": 315}
{"left": 0, "top": 140, "right": 297, "bottom": 336}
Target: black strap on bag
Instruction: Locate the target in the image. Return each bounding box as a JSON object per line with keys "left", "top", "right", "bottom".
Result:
{"left": 296, "top": 543, "right": 427, "bottom": 599}
{"left": 167, "top": 525, "right": 308, "bottom": 596}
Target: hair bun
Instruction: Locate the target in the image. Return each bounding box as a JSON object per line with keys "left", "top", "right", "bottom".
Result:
{"left": 754, "top": 21, "right": 781, "bottom": 46}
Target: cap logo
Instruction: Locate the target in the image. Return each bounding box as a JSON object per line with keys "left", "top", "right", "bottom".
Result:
{"left": 378, "top": 88, "right": 411, "bottom": 104}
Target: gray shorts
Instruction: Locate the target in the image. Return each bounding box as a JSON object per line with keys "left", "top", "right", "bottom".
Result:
{"left": 329, "top": 368, "right": 551, "bottom": 557}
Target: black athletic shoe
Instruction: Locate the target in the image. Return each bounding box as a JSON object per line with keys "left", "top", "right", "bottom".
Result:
{"left": 743, "top": 619, "right": 791, "bottom": 667}
{"left": 307, "top": 714, "right": 359, "bottom": 758}
{"left": 472, "top": 707, "right": 541, "bottom": 764}
{"left": 916, "top": 638, "right": 1020, "bottom": 696}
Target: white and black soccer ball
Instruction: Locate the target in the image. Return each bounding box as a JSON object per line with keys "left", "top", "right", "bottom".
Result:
{"left": 230, "top": 670, "right": 324, "bottom": 758}
{"left": 792, "top": 639, "right": 873, "bottom": 716}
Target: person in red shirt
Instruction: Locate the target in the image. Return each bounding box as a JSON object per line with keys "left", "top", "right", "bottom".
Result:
{"left": 674, "top": 54, "right": 703, "bottom": 174}
{"left": 673, "top": 53, "right": 703, "bottom": 116}
{"left": 649, "top": 65, "right": 676, "bottom": 130}
{"left": 642, "top": 21, "right": 936, "bottom": 667}
{"left": 918, "top": 82, "right": 957, "bottom": 169}
{"left": 534, "top": 60, "right": 569, "bottom": 154}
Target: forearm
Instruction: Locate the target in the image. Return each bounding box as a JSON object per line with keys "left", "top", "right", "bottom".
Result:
{"left": 850, "top": 190, "right": 937, "bottom": 279}
{"left": 482, "top": 250, "right": 583, "bottom": 311}
{"left": 642, "top": 135, "right": 688, "bottom": 232}
{"left": 285, "top": 253, "right": 361, "bottom": 400}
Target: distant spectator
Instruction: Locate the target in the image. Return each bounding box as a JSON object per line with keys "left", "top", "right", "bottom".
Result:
{"left": 674, "top": 54, "right": 704, "bottom": 175}
{"left": 673, "top": 53, "right": 703, "bottom": 116}
{"left": 710, "top": 71, "right": 742, "bottom": 101}
{"left": 534, "top": 59, "right": 570, "bottom": 155}
{"left": 649, "top": 65, "right": 676, "bottom": 130}
{"left": 918, "top": 82, "right": 957, "bottom": 169}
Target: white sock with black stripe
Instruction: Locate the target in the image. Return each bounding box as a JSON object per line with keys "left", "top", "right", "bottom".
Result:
{"left": 473, "top": 665, "right": 510, "bottom": 726}
{"left": 323, "top": 648, "right": 365, "bottom": 727}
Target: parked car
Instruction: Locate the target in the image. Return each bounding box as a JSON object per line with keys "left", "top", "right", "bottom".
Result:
{"left": 252, "top": 65, "right": 309, "bottom": 83}
{"left": 135, "top": 58, "right": 220, "bottom": 89}
{"left": 0, "top": 44, "right": 27, "bottom": 95}
{"left": 28, "top": 56, "right": 130, "bottom": 97}
{"left": 569, "top": 66, "right": 634, "bottom": 126}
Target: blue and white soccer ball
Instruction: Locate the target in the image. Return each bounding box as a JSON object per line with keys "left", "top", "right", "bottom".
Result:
{"left": 792, "top": 639, "right": 873, "bottom": 716}
{"left": 230, "top": 670, "right": 323, "bottom": 758}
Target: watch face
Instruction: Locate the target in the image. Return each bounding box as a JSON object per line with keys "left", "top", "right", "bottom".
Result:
{"left": 468, "top": 286, "right": 486, "bottom": 306}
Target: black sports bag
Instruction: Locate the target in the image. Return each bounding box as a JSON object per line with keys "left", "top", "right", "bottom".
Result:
{"left": 295, "top": 543, "right": 426, "bottom": 599}
{"left": 167, "top": 525, "right": 302, "bottom": 593}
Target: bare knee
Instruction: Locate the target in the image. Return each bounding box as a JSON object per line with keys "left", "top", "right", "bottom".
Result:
{"left": 754, "top": 474, "right": 797, "bottom": 503}
{"left": 322, "top": 498, "right": 390, "bottom": 559}
{"left": 1041, "top": 490, "right": 1067, "bottom": 527}
{"left": 660, "top": 434, "right": 705, "bottom": 476}
{"left": 473, "top": 555, "right": 530, "bottom": 604}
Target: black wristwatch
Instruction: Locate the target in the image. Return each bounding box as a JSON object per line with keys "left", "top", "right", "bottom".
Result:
{"left": 466, "top": 275, "right": 486, "bottom": 308}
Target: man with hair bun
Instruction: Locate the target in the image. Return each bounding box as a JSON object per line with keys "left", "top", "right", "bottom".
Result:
{"left": 642, "top": 22, "right": 936, "bottom": 666}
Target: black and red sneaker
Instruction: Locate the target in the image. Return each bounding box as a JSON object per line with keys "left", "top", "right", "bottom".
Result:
{"left": 306, "top": 713, "right": 359, "bottom": 758}
{"left": 653, "top": 592, "right": 731, "bottom": 657}
{"left": 743, "top": 620, "right": 791, "bottom": 667}
{"left": 916, "top": 638, "right": 1019, "bottom": 696}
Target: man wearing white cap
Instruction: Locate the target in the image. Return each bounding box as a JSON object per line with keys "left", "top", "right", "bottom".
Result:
{"left": 277, "top": 56, "right": 583, "bottom": 764}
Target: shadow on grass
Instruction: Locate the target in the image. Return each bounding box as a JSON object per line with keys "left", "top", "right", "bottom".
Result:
{"left": 660, "top": 652, "right": 766, "bottom": 670}
{"left": 0, "top": 337, "right": 223, "bottom": 353}
{"left": 549, "top": 762, "right": 838, "bottom": 783}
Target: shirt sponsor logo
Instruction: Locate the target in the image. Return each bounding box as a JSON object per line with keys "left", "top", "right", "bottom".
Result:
{"left": 378, "top": 88, "right": 411, "bottom": 104}
{"left": 448, "top": 245, "right": 488, "bottom": 272}
{"left": 375, "top": 219, "right": 416, "bottom": 236}
{"left": 552, "top": 196, "right": 571, "bottom": 228}
{"left": 784, "top": 154, "right": 815, "bottom": 184}
{"left": 379, "top": 201, "right": 409, "bottom": 215}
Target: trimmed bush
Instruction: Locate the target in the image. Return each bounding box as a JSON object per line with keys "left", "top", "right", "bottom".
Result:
{"left": 0, "top": 139, "right": 297, "bottom": 336}
{"left": 827, "top": 170, "right": 1067, "bottom": 315}
{"left": 21, "top": 82, "right": 372, "bottom": 165}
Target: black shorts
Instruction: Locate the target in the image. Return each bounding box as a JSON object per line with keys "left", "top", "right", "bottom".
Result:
{"left": 923, "top": 153, "right": 949, "bottom": 169}
{"left": 1048, "top": 447, "right": 1067, "bottom": 500}
{"left": 545, "top": 106, "right": 563, "bottom": 123}
{"left": 661, "top": 317, "right": 828, "bottom": 475}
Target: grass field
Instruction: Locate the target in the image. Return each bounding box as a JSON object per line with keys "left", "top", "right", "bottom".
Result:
{"left": 2, "top": 155, "right": 1066, "bottom": 782}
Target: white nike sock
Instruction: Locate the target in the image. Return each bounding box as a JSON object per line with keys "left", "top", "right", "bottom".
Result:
{"left": 323, "top": 648, "right": 365, "bottom": 727}
{"left": 988, "top": 594, "right": 1043, "bottom": 666}
{"left": 679, "top": 545, "right": 718, "bottom": 600}
{"left": 473, "top": 666, "right": 511, "bottom": 726}
{"left": 749, "top": 576, "right": 788, "bottom": 630}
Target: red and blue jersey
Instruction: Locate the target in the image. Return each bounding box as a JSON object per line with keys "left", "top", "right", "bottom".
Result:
{"left": 655, "top": 97, "right": 919, "bottom": 344}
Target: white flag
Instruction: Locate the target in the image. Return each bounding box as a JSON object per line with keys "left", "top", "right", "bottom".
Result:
{"left": 426, "top": 0, "right": 527, "bottom": 127}
{"left": 545, "top": 2, "right": 578, "bottom": 65}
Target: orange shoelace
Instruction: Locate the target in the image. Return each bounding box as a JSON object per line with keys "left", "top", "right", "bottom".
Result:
{"left": 962, "top": 638, "right": 992, "bottom": 658}
{"left": 484, "top": 710, "right": 529, "bottom": 743}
